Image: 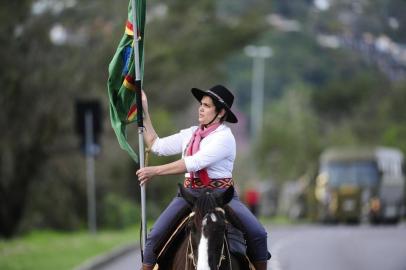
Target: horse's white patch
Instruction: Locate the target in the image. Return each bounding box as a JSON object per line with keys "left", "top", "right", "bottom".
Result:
{"left": 197, "top": 233, "right": 209, "bottom": 270}
{"left": 197, "top": 213, "right": 217, "bottom": 269}
{"left": 202, "top": 217, "right": 208, "bottom": 227}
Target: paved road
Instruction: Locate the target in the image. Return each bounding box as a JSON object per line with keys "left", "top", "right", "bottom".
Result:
{"left": 269, "top": 224, "right": 406, "bottom": 270}
{"left": 96, "top": 223, "right": 406, "bottom": 270}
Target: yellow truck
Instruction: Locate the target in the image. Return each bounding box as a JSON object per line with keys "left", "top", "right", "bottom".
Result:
{"left": 314, "top": 147, "right": 404, "bottom": 224}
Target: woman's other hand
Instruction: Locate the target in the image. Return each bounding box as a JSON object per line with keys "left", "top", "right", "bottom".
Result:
{"left": 141, "top": 90, "right": 149, "bottom": 115}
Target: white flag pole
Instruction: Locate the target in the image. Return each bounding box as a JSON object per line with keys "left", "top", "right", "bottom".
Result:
{"left": 131, "top": 0, "right": 147, "bottom": 256}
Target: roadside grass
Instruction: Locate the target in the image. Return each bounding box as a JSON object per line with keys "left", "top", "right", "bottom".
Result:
{"left": 0, "top": 226, "right": 141, "bottom": 270}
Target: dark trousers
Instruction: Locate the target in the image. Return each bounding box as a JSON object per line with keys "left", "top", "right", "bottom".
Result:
{"left": 143, "top": 189, "right": 269, "bottom": 265}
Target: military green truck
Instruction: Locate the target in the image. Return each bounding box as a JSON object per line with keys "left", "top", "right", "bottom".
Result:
{"left": 313, "top": 147, "right": 405, "bottom": 224}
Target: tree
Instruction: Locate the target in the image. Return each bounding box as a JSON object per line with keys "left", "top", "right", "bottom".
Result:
{"left": 0, "top": 0, "right": 125, "bottom": 237}
{"left": 256, "top": 85, "right": 321, "bottom": 182}
{"left": 0, "top": 0, "right": 55, "bottom": 238}
{"left": 143, "top": 0, "right": 267, "bottom": 110}
{"left": 0, "top": 0, "right": 269, "bottom": 237}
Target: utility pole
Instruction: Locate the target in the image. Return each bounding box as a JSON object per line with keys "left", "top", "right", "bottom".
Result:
{"left": 244, "top": 45, "right": 272, "bottom": 142}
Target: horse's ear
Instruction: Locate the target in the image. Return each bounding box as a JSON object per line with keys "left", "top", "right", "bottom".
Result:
{"left": 178, "top": 183, "right": 196, "bottom": 206}
{"left": 216, "top": 185, "right": 234, "bottom": 206}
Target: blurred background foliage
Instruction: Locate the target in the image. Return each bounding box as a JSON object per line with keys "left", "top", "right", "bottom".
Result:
{"left": 1, "top": 0, "right": 406, "bottom": 238}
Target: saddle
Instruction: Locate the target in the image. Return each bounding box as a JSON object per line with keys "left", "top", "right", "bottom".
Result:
{"left": 153, "top": 206, "right": 254, "bottom": 269}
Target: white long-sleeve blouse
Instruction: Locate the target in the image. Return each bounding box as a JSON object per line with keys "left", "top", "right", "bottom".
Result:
{"left": 151, "top": 124, "right": 236, "bottom": 179}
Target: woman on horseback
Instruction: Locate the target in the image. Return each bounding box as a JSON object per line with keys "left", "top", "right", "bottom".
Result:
{"left": 136, "top": 85, "right": 270, "bottom": 270}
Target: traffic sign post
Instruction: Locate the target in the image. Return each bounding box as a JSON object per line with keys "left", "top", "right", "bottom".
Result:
{"left": 75, "top": 100, "right": 102, "bottom": 234}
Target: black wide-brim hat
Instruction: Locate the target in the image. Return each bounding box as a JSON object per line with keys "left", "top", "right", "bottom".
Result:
{"left": 191, "top": 85, "right": 238, "bottom": 123}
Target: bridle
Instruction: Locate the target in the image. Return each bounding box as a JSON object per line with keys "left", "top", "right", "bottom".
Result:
{"left": 185, "top": 207, "right": 232, "bottom": 270}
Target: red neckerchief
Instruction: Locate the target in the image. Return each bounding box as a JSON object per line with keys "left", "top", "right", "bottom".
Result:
{"left": 186, "top": 123, "right": 221, "bottom": 187}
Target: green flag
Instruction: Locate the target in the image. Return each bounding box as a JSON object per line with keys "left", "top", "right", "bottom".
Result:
{"left": 107, "top": 0, "right": 146, "bottom": 163}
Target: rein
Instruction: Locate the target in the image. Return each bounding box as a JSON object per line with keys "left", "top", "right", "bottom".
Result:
{"left": 186, "top": 207, "right": 231, "bottom": 270}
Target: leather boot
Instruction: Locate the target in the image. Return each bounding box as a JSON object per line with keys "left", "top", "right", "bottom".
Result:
{"left": 141, "top": 264, "right": 155, "bottom": 270}
{"left": 252, "top": 261, "right": 267, "bottom": 270}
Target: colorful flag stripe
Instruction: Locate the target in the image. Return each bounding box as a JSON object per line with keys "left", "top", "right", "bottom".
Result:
{"left": 125, "top": 20, "right": 134, "bottom": 36}
{"left": 125, "top": 20, "right": 141, "bottom": 39}
{"left": 127, "top": 104, "right": 138, "bottom": 122}
{"left": 123, "top": 75, "right": 136, "bottom": 91}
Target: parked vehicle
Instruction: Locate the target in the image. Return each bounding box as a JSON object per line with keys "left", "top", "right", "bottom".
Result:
{"left": 369, "top": 147, "right": 405, "bottom": 223}
{"left": 313, "top": 146, "right": 405, "bottom": 224}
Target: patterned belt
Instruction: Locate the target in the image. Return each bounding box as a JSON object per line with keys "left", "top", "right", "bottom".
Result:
{"left": 184, "top": 177, "right": 234, "bottom": 189}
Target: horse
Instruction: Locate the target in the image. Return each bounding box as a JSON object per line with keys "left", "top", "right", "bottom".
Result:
{"left": 157, "top": 184, "right": 250, "bottom": 270}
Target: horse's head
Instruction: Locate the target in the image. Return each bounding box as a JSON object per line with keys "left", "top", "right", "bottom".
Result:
{"left": 179, "top": 183, "right": 234, "bottom": 210}
{"left": 179, "top": 183, "right": 234, "bottom": 227}
{"left": 178, "top": 184, "right": 234, "bottom": 269}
